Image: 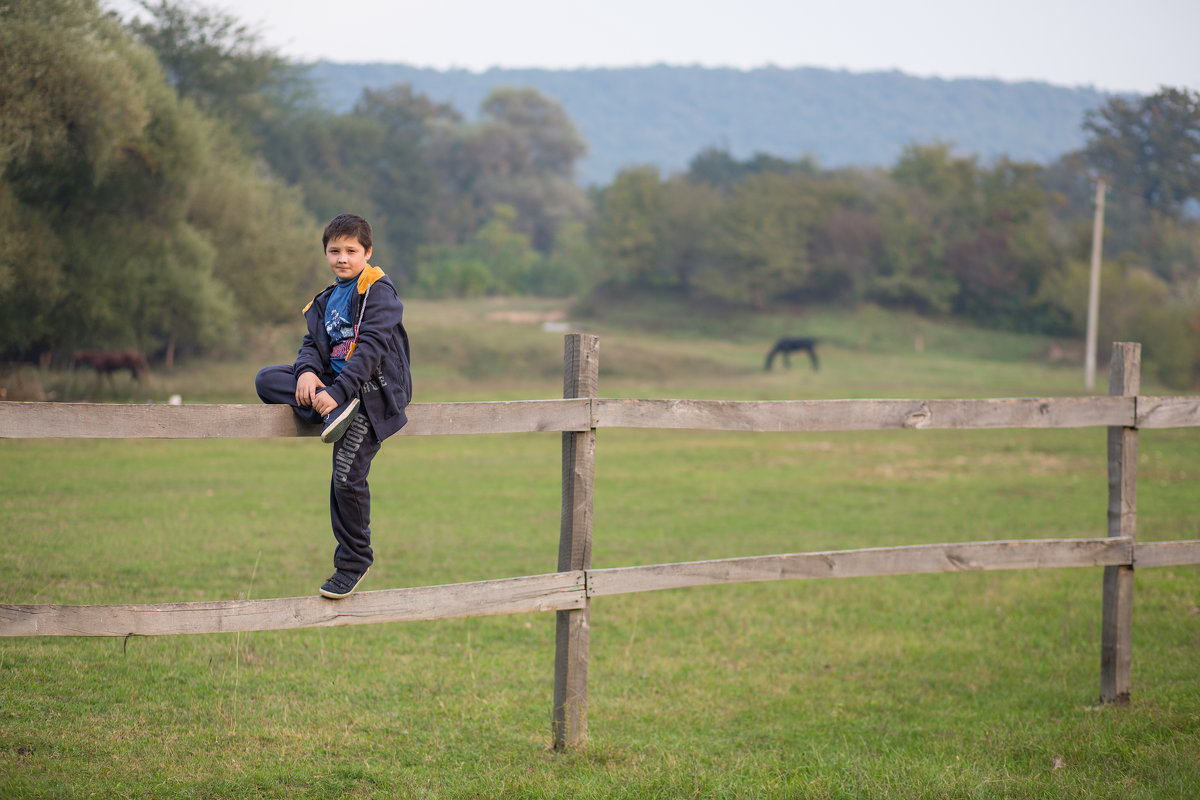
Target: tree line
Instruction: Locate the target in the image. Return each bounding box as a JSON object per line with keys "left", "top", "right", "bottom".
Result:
{"left": 2, "top": 1, "right": 1199, "bottom": 386}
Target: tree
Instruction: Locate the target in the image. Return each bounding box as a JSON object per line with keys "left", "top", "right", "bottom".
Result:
{"left": 1, "top": 0, "right": 170, "bottom": 359}
{"left": 687, "top": 146, "right": 817, "bottom": 195}
{"left": 352, "top": 85, "right": 459, "bottom": 274}
{"left": 1, "top": 0, "right": 319, "bottom": 365}
{"left": 471, "top": 88, "right": 590, "bottom": 251}
{"left": 0, "top": 0, "right": 145, "bottom": 356}
{"left": 1, "top": 0, "right": 152, "bottom": 202}
{"left": 947, "top": 159, "right": 1064, "bottom": 330}
{"left": 468, "top": 204, "right": 540, "bottom": 294}
{"left": 890, "top": 142, "right": 981, "bottom": 240}
{"left": 409, "top": 204, "right": 556, "bottom": 298}
{"left": 185, "top": 130, "right": 323, "bottom": 326}
{"left": 686, "top": 147, "right": 743, "bottom": 194}
{"left": 591, "top": 166, "right": 668, "bottom": 287}
{"left": 237, "top": 82, "right": 455, "bottom": 287}
{"left": 536, "top": 220, "right": 600, "bottom": 297}
{"left": 126, "top": 0, "right": 306, "bottom": 140}
{"left": 863, "top": 144, "right": 979, "bottom": 313}
{"left": 658, "top": 176, "right": 721, "bottom": 291}
{"left": 872, "top": 144, "right": 1066, "bottom": 326}
{"left": 1082, "top": 87, "right": 1200, "bottom": 218}
{"left": 698, "top": 173, "right": 819, "bottom": 306}
{"left": 480, "top": 88, "right": 587, "bottom": 179}
{"left": 411, "top": 245, "right": 491, "bottom": 299}
{"left": 805, "top": 172, "right": 885, "bottom": 302}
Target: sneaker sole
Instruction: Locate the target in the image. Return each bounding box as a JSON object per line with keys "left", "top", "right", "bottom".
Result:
{"left": 320, "top": 399, "right": 361, "bottom": 443}
{"left": 319, "top": 567, "right": 368, "bottom": 599}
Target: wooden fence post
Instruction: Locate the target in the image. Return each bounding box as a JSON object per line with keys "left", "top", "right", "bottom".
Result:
{"left": 553, "top": 333, "right": 598, "bottom": 749}
{"left": 1101, "top": 341, "right": 1139, "bottom": 704}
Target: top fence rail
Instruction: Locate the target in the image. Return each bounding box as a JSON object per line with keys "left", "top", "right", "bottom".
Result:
{"left": 2, "top": 395, "right": 1199, "bottom": 439}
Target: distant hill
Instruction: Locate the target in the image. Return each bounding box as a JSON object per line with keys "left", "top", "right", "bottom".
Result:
{"left": 306, "top": 62, "right": 1115, "bottom": 186}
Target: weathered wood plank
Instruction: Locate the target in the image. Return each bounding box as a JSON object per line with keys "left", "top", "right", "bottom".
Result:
{"left": 1133, "top": 540, "right": 1200, "bottom": 568}
{"left": 4, "top": 395, "right": 1177, "bottom": 438}
{"left": 0, "top": 572, "right": 586, "bottom": 637}
{"left": 586, "top": 538, "right": 1134, "bottom": 597}
{"left": 0, "top": 401, "right": 313, "bottom": 439}
{"left": 591, "top": 397, "right": 1134, "bottom": 432}
{"left": 402, "top": 399, "right": 591, "bottom": 435}
{"left": 0, "top": 400, "right": 592, "bottom": 439}
{"left": 1136, "top": 396, "right": 1200, "bottom": 428}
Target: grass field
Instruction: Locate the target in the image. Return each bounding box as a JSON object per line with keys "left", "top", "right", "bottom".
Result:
{"left": 1, "top": 297, "right": 1197, "bottom": 798}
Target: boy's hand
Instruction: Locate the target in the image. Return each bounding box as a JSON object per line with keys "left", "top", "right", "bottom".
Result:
{"left": 295, "top": 371, "right": 325, "bottom": 408}
{"left": 312, "top": 390, "right": 338, "bottom": 417}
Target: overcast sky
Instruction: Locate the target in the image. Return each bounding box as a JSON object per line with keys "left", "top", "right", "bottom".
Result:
{"left": 103, "top": 0, "right": 1198, "bottom": 94}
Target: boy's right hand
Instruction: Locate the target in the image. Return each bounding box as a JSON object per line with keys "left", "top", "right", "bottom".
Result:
{"left": 295, "top": 371, "right": 325, "bottom": 408}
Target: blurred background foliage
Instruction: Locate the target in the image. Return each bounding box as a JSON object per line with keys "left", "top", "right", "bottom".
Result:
{"left": 2, "top": 0, "right": 1198, "bottom": 386}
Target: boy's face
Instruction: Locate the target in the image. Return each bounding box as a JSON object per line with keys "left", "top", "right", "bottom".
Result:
{"left": 325, "top": 235, "right": 372, "bottom": 281}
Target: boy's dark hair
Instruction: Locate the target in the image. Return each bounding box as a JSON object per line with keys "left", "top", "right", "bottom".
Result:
{"left": 322, "top": 214, "right": 373, "bottom": 252}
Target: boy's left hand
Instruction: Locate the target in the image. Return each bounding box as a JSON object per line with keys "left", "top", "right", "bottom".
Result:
{"left": 312, "top": 390, "right": 338, "bottom": 416}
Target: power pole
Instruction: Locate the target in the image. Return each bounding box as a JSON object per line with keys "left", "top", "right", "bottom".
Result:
{"left": 1085, "top": 177, "right": 1107, "bottom": 390}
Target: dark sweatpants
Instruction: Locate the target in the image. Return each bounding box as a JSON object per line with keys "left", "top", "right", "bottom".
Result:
{"left": 255, "top": 364, "right": 381, "bottom": 574}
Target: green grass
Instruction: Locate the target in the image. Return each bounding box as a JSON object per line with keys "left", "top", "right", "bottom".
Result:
{"left": 1, "top": 298, "right": 1197, "bottom": 798}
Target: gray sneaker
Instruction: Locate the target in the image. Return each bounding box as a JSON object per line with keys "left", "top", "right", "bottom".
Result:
{"left": 319, "top": 567, "right": 369, "bottom": 599}
{"left": 320, "top": 396, "right": 361, "bottom": 444}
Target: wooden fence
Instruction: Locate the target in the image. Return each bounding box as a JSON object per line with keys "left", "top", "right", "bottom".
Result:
{"left": 2, "top": 337, "right": 1199, "bottom": 750}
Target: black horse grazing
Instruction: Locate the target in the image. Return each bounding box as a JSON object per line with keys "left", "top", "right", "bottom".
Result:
{"left": 764, "top": 337, "right": 819, "bottom": 371}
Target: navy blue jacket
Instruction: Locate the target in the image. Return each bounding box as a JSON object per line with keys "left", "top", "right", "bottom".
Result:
{"left": 295, "top": 266, "right": 412, "bottom": 441}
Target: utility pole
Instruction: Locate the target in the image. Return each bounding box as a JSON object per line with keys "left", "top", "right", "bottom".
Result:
{"left": 1085, "top": 177, "right": 1107, "bottom": 390}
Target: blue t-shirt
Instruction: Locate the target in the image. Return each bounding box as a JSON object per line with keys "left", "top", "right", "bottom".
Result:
{"left": 325, "top": 276, "right": 357, "bottom": 373}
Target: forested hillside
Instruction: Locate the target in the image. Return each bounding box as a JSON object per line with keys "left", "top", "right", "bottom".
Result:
{"left": 308, "top": 63, "right": 1115, "bottom": 185}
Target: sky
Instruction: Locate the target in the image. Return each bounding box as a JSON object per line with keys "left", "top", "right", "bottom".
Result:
{"left": 103, "top": 0, "right": 1199, "bottom": 95}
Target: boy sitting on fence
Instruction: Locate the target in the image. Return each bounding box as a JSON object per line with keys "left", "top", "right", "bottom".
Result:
{"left": 255, "top": 214, "right": 412, "bottom": 599}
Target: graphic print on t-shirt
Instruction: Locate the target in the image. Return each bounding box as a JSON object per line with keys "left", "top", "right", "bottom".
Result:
{"left": 326, "top": 279, "right": 356, "bottom": 373}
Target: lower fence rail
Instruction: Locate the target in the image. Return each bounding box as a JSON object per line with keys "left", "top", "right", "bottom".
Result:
{"left": 4, "top": 537, "right": 1198, "bottom": 638}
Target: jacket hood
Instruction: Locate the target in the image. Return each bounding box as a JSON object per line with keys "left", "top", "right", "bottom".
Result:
{"left": 356, "top": 265, "right": 386, "bottom": 293}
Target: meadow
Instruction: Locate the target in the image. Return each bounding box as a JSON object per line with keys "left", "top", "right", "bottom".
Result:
{"left": 1, "top": 297, "right": 1197, "bottom": 798}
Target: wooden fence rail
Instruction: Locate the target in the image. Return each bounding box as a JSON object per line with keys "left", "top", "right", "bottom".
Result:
{"left": 4, "top": 395, "right": 1200, "bottom": 438}
{"left": 1, "top": 338, "right": 1198, "bottom": 750}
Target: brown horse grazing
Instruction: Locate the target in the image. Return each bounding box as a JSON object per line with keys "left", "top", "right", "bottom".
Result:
{"left": 764, "top": 337, "right": 819, "bottom": 371}
{"left": 72, "top": 349, "right": 150, "bottom": 381}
